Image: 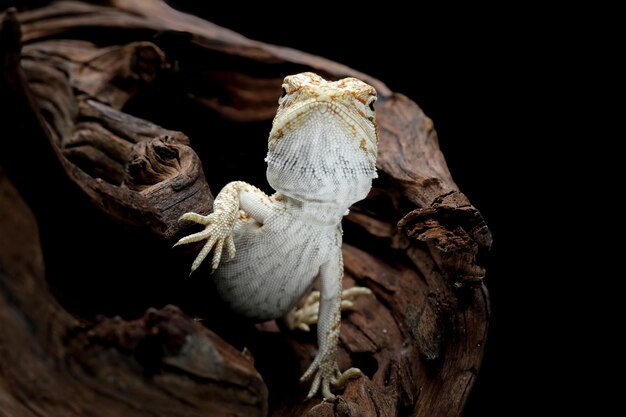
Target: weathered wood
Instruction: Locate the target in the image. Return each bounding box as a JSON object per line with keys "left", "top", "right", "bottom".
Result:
{"left": 0, "top": 8, "right": 266, "bottom": 417}
{"left": 0, "top": 2, "right": 491, "bottom": 416}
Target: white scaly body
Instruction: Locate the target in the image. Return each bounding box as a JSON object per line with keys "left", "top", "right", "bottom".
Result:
{"left": 176, "top": 72, "right": 378, "bottom": 399}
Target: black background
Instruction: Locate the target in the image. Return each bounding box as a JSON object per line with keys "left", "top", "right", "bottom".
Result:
{"left": 162, "top": 3, "right": 623, "bottom": 416}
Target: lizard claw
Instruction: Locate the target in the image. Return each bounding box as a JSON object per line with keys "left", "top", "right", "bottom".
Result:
{"left": 285, "top": 291, "right": 320, "bottom": 331}
{"left": 285, "top": 287, "right": 373, "bottom": 331}
{"left": 300, "top": 355, "right": 363, "bottom": 400}
{"left": 174, "top": 210, "right": 236, "bottom": 273}
{"left": 178, "top": 212, "right": 212, "bottom": 225}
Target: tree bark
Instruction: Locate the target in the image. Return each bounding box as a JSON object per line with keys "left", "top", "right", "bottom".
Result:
{"left": 0, "top": 2, "right": 491, "bottom": 417}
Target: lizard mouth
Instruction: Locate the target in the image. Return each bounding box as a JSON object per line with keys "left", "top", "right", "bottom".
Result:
{"left": 268, "top": 99, "right": 375, "bottom": 153}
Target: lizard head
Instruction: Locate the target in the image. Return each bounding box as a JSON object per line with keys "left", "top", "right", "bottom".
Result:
{"left": 266, "top": 72, "right": 378, "bottom": 206}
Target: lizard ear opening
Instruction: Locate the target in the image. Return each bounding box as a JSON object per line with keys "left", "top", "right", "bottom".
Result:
{"left": 367, "top": 97, "right": 377, "bottom": 112}
{"left": 281, "top": 87, "right": 287, "bottom": 98}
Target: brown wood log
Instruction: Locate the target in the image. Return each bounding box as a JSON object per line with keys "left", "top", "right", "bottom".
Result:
{"left": 0, "top": 2, "right": 492, "bottom": 417}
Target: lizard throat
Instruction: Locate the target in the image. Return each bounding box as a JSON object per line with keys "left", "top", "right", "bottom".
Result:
{"left": 268, "top": 99, "right": 377, "bottom": 161}
{"left": 265, "top": 95, "right": 377, "bottom": 223}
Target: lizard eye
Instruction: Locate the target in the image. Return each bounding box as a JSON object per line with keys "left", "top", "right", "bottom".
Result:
{"left": 281, "top": 87, "right": 288, "bottom": 98}
{"left": 367, "top": 97, "right": 377, "bottom": 112}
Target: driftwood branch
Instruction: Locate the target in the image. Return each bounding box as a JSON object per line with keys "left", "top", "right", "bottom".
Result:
{"left": 0, "top": 2, "right": 491, "bottom": 417}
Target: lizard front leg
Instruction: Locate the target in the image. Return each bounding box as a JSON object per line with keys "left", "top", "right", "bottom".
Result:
{"left": 174, "top": 181, "right": 273, "bottom": 272}
{"left": 300, "top": 240, "right": 364, "bottom": 400}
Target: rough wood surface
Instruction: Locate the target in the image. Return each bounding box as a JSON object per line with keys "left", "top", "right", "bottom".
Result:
{"left": 0, "top": 2, "right": 492, "bottom": 417}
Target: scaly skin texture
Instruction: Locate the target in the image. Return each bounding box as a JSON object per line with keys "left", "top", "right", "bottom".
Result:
{"left": 175, "top": 72, "right": 378, "bottom": 400}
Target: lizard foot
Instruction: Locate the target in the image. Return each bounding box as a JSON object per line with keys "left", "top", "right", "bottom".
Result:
{"left": 174, "top": 211, "right": 236, "bottom": 272}
{"left": 300, "top": 356, "right": 363, "bottom": 400}
{"left": 285, "top": 287, "right": 373, "bottom": 332}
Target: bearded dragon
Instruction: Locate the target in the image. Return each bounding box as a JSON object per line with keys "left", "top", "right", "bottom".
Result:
{"left": 175, "top": 72, "right": 378, "bottom": 399}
